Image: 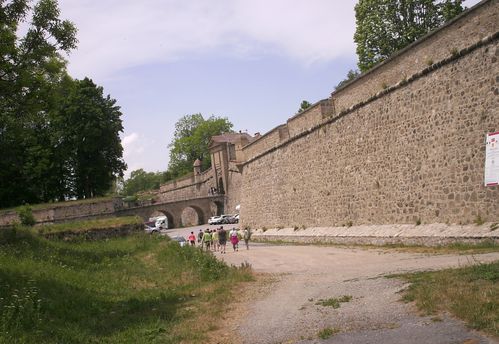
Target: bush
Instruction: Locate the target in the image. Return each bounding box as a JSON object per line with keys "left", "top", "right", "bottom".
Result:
{"left": 17, "top": 205, "right": 36, "bottom": 226}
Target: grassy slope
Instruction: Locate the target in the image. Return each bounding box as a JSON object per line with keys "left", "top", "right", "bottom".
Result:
{"left": 398, "top": 261, "right": 498, "bottom": 337}
{"left": 32, "top": 216, "right": 143, "bottom": 234}
{"left": 0, "top": 228, "right": 252, "bottom": 343}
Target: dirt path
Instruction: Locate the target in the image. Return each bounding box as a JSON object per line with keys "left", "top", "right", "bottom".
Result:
{"left": 214, "top": 243, "right": 499, "bottom": 344}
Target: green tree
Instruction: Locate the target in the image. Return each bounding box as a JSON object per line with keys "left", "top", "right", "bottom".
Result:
{"left": 0, "top": 0, "right": 77, "bottom": 207}
{"left": 335, "top": 69, "right": 360, "bottom": 90}
{"left": 297, "top": 100, "right": 312, "bottom": 114}
{"left": 122, "top": 169, "right": 172, "bottom": 196}
{"left": 57, "top": 78, "right": 127, "bottom": 199}
{"left": 354, "top": 0, "right": 464, "bottom": 72}
{"left": 168, "top": 114, "right": 233, "bottom": 177}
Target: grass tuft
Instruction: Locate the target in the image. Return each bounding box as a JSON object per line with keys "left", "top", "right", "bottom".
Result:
{"left": 317, "top": 327, "right": 339, "bottom": 339}
{"left": 316, "top": 295, "right": 352, "bottom": 308}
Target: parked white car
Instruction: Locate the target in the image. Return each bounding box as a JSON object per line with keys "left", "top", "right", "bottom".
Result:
{"left": 208, "top": 215, "right": 223, "bottom": 225}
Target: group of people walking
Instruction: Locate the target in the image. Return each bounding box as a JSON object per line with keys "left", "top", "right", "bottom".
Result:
{"left": 188, "top": 226, "right": 251, "bottom": 253}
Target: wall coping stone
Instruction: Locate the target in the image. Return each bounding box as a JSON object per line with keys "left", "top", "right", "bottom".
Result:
{"left": 251, "top": 224, "right": 499, "bottom": 246}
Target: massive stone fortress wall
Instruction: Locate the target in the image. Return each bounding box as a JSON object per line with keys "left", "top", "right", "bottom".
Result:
{"left": 239, "top": 0, "right": 499, "bottom": 229}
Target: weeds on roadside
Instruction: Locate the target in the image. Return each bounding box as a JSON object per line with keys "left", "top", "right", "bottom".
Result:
{"left": 396, "top": 261, "right": 498, "bottom": 337}
{"left": 315, "top": 295, "right": 352, "bottom": 309}
{"left": 317, "top": 327, "right": 339, "bottom": 339}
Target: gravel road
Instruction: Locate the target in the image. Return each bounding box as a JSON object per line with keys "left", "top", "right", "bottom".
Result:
{"left": 166, "top": 226, "right": 499, "bottom": 344}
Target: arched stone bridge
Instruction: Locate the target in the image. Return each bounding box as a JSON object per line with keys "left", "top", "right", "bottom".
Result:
{"left": 115, "top": 195, "right": 225, "bottom": 229}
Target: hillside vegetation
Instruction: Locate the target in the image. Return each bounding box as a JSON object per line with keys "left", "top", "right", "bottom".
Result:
{"left": 0, "top": 228, "right": 252, "bottom": 343}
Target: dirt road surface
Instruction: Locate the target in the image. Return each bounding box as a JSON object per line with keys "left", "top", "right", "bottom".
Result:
{"left": 167, "top": 226, "right": 499, "bottom": 344}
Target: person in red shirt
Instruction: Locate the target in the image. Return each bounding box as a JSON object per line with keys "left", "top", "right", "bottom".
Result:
{"left": 188, "top": 231, "right": 196, "bottom": 246}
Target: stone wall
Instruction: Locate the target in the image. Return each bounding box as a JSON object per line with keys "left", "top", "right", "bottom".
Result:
{"left": 0, "top": 198, "right": 119, "bottom": 226}
{"left": 243, "top": 125, "right": 287, "bottom": 162}
{"left": 333, "top": 0, "right": 498, "bottom": 115}
{"left": 287, "top": 99, "right": 334, "bottom": 137}
{"left": 157, "top": 168, "right": 215, "bottom": 203}
{"left": 239, "top": 2, "right": 499, "bottom": 229}
{"left": 225, "top": 161, "right": 243, "bottom": 215}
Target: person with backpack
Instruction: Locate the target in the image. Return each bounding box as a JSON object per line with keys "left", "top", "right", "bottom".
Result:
{"left": 218, "top": 226, "right": 227, "bottom": 254}
{"left": 202, "top": 229, "right": 212, "bottom": 251}
{"left": 212, "top": 228, "right": 219, "bottom": 252}
{"left": 242, "top": 228, "right": 251, "bottom": 250}
{"left": 197, "top": 229, "right": 204, "bottom": 248}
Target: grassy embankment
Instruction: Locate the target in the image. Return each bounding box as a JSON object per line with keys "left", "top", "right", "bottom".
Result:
{"left": 32, "top": 216, "right": 143, "bottom": 234}
{"left": 395, "top": 261, "right": 498, "bottom": 338}
{"left": 0, "top": 221, "right": 253, "bottom": 343}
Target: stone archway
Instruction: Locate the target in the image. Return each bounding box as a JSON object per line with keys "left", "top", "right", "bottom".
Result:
{"left": 149, "top": 210, "right": 174, "bottom": 229}
{"left": 181, "top": 205, "right": 205, "bottom": 226}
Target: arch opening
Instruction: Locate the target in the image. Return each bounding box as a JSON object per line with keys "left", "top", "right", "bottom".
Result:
{"left": 181, "top": 205, "right": 205, "bottom": 226}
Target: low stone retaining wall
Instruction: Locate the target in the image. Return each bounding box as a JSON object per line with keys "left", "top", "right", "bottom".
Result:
{"left": 251, "top": 223, "right": 499, "bottom": 247}
{"left": 40, "top": 223, "right": 144, "bottom": 241}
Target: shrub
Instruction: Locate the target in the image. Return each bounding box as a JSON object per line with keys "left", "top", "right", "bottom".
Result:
{"left": 122, "top": 195, "right": 138, "bottom": 203}
{"left": 17, "top": 205, "right": 36, "bottom": 226}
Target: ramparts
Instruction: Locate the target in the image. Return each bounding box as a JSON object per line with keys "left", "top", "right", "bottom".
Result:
{"left": 239, "top": 0, "right": 499, "bottom": 229}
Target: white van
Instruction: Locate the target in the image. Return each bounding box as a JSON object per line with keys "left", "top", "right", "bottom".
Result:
{"left": 148, "top": 216, "right": 168, "bottom": 229}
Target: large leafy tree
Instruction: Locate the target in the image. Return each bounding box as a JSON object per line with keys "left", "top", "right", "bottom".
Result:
{"left": 354, "top": 0, "right": 465, "bottom": 72}
{"left": 168, "top": 114, "right": 233, "bottom": 177}
{"left": 0, "top": 0, "right": 77, "bottom": 207}
{"left": 58, "top": 78, "right": 127, "bottom": 199}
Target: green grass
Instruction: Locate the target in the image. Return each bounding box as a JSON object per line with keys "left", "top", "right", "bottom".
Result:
{"left": 31, "top": 216, "right": 143, "bottom": 234}
{"left": 0, "top": 228, "right": 253, "bottom": 343}
{"left": 317, "top": 327, "right": 339, "bottom": 339}
{"left": 316, "top": 295, "right": 352, "bottom": 308}
{"left": 395, "top": 261, "right": 499, "bottom": 337}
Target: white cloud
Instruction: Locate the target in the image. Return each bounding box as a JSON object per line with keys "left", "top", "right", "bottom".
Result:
{"left": 122, "top": 132, "right": 139, "bottom": 156}
{"left": 60, "top": 0, "right": 357, "bottom": 78}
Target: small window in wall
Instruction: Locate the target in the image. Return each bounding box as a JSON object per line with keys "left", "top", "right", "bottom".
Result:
{"left": 228, "top": 144, "right": 236, "bottom": 161}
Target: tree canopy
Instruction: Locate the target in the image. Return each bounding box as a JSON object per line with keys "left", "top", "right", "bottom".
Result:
{"left": 296, "top": 100, "right": 312, "bottom": 114}
{"left": 354, "top": 0, "right": 465, "bottom": 72}
{"left": 168, "top": 114, "right": 233, "bottom": 178}
{"left": 335, "top": 69, "right": 360, "bottom": 90}
{"left": 122, "top": 169, "right": 172, "bottom": 196}
{"left": 0, "top": 0, "right": 126, "bottom": 208}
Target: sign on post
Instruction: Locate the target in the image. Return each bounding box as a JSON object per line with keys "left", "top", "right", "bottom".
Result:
{"left": 485, "top": 132, "right": 499, "bottom": 186}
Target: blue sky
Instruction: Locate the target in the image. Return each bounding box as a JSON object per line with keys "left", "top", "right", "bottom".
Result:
{"left": 58, "top": 0, "right": 480, "bottom": 176}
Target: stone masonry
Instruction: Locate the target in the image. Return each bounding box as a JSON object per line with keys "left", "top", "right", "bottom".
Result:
{"left": 238, "top": 0, "right": 499, "bottom": 229}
